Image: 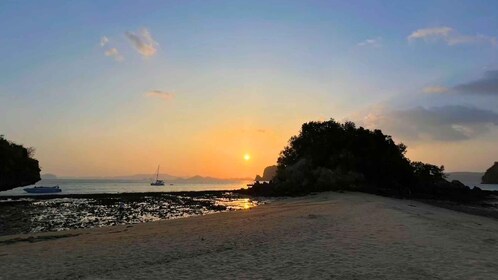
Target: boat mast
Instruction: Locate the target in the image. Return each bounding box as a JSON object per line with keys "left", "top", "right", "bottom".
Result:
{"left": 156, "top": 165, "right": 160, "bottom": 181}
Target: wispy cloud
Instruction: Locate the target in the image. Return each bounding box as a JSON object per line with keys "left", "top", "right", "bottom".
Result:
{"left": 126, "top": 28, "right": 158, "bottom": 57}
{"left": 104, "top": 48, "right": 124, "bottom": 62}
{"left": 357, "top": 37, "right": 382, "bottom": 48}
{"left": 100, "top": 36, "right": 123, "bottom": 62}
{"left": 408, "top": 27, "right": 497, "bottom": 47}
{"left": 145, "top": 90, "right": 174, "bottom": 101}
{"left": 423, "top": 86, "right": 449, "bottom": 94}
{"left": 100, "top": 36, "right": 109, "bottom": 47}
{"left": 454, "top": 70, "right": 498, "bottom": 95}
{"left": 408, "top": 27, "right": 452, "bottom": 41}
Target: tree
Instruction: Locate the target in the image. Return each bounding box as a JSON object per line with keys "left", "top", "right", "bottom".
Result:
{"left": 0, "top": 135, "right": 41, "bottom": 191}
{"left": 273, "top": 119, "right": 414, "bottom": 194}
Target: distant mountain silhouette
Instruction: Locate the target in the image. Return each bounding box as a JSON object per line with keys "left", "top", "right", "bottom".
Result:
{"left": 111, "top": 173, "right": 179, "bottom": 181}
{"left": 447, "top": 172, "right": 484, "bottom": 186}
{"left": 174, "top": 176, "right": 251, "bottom": 183}
{"left": 482, "top": 162, "right": 498, "bottom": 184}
{"left": 59, "top": 173, "right": 252, "bottom": 183}
{"left": 41, "top": 173, "right": 58, "bottom": 179}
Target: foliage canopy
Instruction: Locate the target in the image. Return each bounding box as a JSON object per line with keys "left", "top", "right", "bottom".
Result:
{"left": 0, "top": 135, "right": 41, "bottom": 191}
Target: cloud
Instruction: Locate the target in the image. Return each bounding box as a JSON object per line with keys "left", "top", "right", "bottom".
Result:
{"left": 357, "top": 37, "right": 382, "bottom": 48}
{"left": 423, "top": 86, "right": 449, "bottom": 94}
{"left": 104, "top": 48, "right": 124, "bottom": 61}
{"left": 145, "top": 90, "right": 174, "bottom": 101}
{"left": 100, "top": 36, "right": 109, "bottom": 47}
{"left": 408, "top": 27, "right": 497, "bottom": 47}
{"left": 357, "top": 105, "right": 498, "bottom": 142}
{"left": 126, "top": 28, "right": 158, "bottom": 57}
{"left": 454, "top": 70, "right": 498, "bottom": 95}
{"left": 99, "top": 36, "right": 123, "bottom": 61}
{"left": 408, "top": 27, "right": 452, "bottom": 41}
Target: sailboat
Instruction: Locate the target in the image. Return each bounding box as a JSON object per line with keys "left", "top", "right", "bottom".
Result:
{"left": 150, "top": 165, "right": 165, "bottom": 186}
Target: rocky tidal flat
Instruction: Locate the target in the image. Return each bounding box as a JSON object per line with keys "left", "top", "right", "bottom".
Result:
{"left": 0, "top": 192, "right": 266, "bottom": 236}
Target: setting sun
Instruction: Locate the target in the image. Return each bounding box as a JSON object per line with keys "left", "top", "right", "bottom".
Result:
{"left": 244, "top": 153, "right": 251, "bottom": 161}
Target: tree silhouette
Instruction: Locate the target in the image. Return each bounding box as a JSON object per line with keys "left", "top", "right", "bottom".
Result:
{"left": 0, "top": 135, "right": 41, "bottom": 191}
{"left": 243, "top": 119, "right": 484, "bottom": 201}
{"left": 271, "top": 119, "right": 413, "bottom": 195}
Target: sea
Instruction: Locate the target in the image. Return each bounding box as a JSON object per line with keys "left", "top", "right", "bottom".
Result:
{"left": 446, "top": 174, "right": 498, "bottom": 191}
{"left": 459, "top": 182, "right": 498, "bottom": 191}
{"left": 0, "top": 179, "right": 251, "bottom": 196}
{"left": 1, "top": 176, "right": 496, "bottom": 197}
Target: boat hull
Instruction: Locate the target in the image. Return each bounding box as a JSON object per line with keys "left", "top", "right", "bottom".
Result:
{"left": 24, "top": 186, "right": 62, "bottom": 193}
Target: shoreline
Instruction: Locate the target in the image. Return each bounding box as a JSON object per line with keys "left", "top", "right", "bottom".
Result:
{"left": 0, "top": 190, "right": 267, "bottom": 236}
{"left": 1, "top": 191, "right": 497, "bottom": 279}
{"left": 0, "top": 190, "right": 241, "bottom": 200}
{"left": 1, "top": 189, "right": 497, "bottom": 237}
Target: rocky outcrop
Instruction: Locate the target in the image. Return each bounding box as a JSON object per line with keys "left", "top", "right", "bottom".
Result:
{"left": 482, "top": 162, "right": 498, "bottom": 184}
{"left": 0, "top": 136, "right": 41, "bottom": 191}
{"left": 255, "top": 165, "right": 277, "bottom": 181}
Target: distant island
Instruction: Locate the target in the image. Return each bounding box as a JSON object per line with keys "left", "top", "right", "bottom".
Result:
{"left": 41, "top": 173, "right": 58, "bottom": 179}
{"left": 255, "top": 165, "right": 277, "bottom": 181}
{"left": 241, "top": 119, "right": 493, "bottom": 204}
{"left": 447, "top": 172, "right": 484, "bottom": 186}
{"left": 482, "top": 162, "right": 498, "bottom": 184}
{"left": 50, "top": 174, "right": 252, "bottom": 183}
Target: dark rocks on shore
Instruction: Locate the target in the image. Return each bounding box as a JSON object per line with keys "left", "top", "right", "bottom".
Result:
{"left": 482, "top": 162, "right": 498, "bottom": 184}
{"left": 0, "top": 191, "right": 264, "bottom": 236}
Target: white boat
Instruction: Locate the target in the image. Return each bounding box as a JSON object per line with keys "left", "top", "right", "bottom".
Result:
{"left": 24, "top": 186, "right": 62, "bottom": 193}
{"left": 151, "top": 165, "right": 165, "bottom": 186}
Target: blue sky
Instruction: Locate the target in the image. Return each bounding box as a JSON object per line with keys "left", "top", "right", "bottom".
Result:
{"left": 1, "top": 0, "right": 498, "bottom": 176}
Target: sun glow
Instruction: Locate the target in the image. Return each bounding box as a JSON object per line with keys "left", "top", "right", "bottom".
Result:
{"left": 244, "top": 153, "right": 251, "bottom": 161}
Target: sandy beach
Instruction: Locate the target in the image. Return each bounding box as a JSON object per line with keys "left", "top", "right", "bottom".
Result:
{"left": 1, "top": 192, "right": 498, "bottom": 279}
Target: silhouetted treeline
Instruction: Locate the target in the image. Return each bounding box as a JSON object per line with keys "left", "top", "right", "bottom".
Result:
{"left": 0, "top": 135, "right": 41, "bottom": 191}
{"left": 240, "top": 120, "right": 491, "bottom": 202}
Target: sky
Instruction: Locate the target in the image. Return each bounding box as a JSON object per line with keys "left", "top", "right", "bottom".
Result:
{"left": 1, "top": 0, "right": 498, "bottom": 178}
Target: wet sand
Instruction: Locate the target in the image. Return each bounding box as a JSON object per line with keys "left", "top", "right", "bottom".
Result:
{"left": 1, "top": 192, "right": 498, "bottom": 279}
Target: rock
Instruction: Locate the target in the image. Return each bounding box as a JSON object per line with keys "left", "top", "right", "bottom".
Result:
{"left": 254, "top": 165, "right": 277, "bottom": 181}
{"left": 450, "top": 180, "right": 467, "bottom": 189}
{"left": 482, "top": 162, "right": 498, "bottom": 184}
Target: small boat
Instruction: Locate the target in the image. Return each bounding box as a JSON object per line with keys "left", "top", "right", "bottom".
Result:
{"left": 150, "top": 165, "right": 165, "bottom": 186}
{"left": 24, "top": 186, "right": 62, "bottom": 193}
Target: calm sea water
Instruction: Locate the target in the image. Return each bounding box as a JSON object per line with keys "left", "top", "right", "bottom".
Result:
{"left": 0, "top": 179, "right": 252, "bottom": 196}
{"left": 1, "top": 177, "right": 496, "bottom": 197}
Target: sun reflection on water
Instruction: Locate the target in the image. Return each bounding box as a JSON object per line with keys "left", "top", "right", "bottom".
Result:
{"left": 215, "top": 197, "right": 256, "bottom": 210}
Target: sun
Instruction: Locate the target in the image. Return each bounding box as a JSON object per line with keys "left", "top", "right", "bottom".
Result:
{"left": 244, "top": 153, "right": 251, "bottom": 161}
